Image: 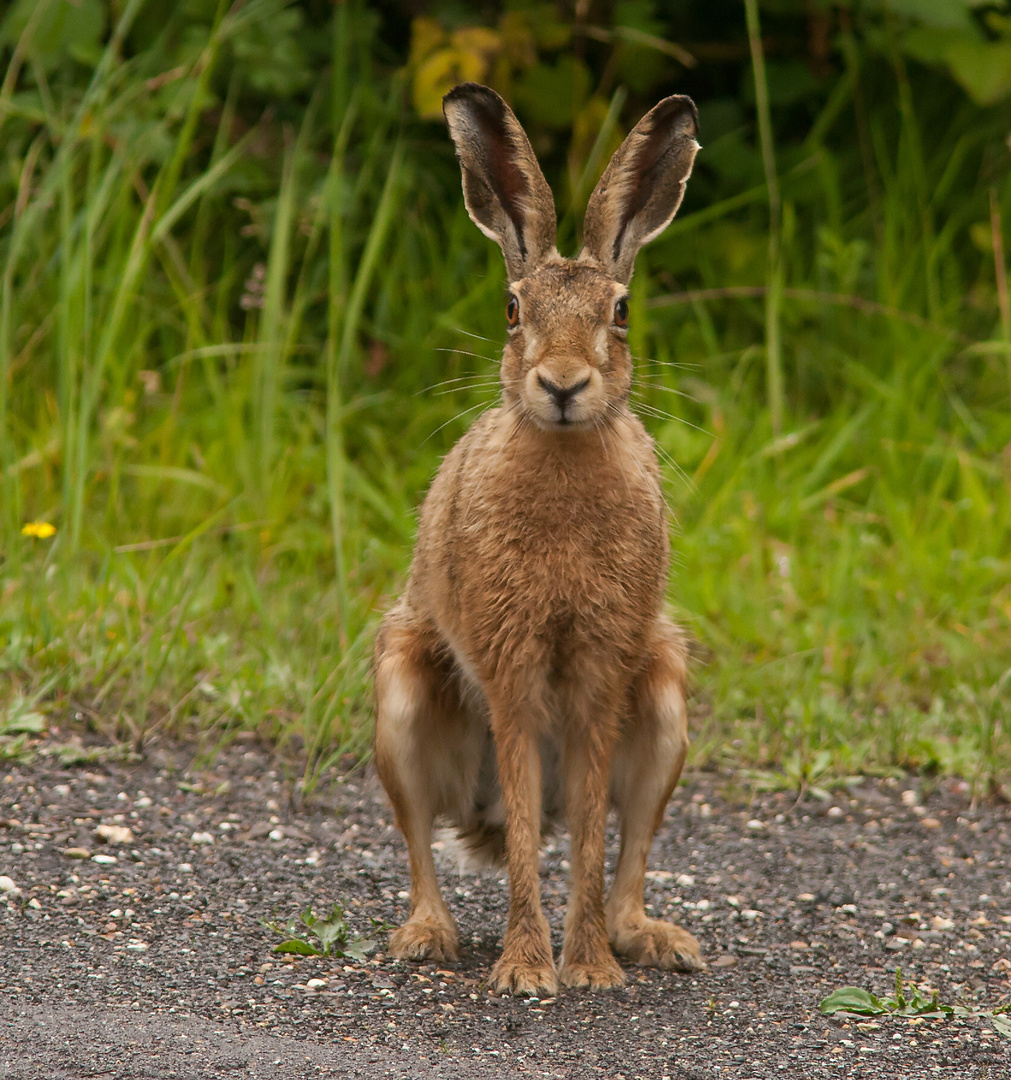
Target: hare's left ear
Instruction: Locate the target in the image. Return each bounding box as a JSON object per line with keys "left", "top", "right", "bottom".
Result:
{"left": 581, "top": 96, "right": 699, "bottom": 284}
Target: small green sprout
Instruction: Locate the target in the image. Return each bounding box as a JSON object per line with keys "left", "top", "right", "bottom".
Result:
{"left": 265, "top": 902, "right": 376, "bottom": 961}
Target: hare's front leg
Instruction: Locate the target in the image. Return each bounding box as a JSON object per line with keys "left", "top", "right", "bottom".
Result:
{"left": 374, "top": 609, "right": 480, "bottom": 963}
{"left": 558, "top": 695, "right": 626, "bottom": 989}
{"left": 486, "top": 695, "right": 558, "bottom": 996}
{"left": 606, "top": 620, "right": 705, "bottom": 972}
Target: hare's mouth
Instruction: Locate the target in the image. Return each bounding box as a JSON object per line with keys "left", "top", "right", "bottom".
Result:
{"left": 524, "top": 367, "right": 604, "bottom": 428}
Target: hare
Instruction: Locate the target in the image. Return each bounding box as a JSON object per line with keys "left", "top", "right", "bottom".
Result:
{"left": 374, "top": 83, "right": 703, "bottom": 996}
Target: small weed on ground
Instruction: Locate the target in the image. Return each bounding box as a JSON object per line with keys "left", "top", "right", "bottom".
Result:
{"left": 265, "top": 903, "right": 378, "bottom": 962}
{"left": 821, "top": 968, "right": 1011, "bottom": 1038}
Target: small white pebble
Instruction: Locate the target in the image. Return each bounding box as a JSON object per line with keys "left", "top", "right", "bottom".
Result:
{"left": 135, "top": 797, "right": 153, "bottom": 808}
{"left": 268, "top": 829, "right": 284, "bottom": 842}
{"left": 676, "top": 873, "right": 695, "bottom": 887}
{"left": 0, "top": 875, "right": 20, "bottom": 896}
{"left": 746, "top": 819, "right": 765, "bottom": 830}
{"left": 92, "top": 854, "right": 117, "bottom": 865}
{"left": 95, "top": 824, "right": 134, "bottom": 845}
{"left": 176, "top": 863, "right": 194, "bottom": 873}
{"left": 741, "top": 909, "right": 761, "bottom": 921}
{"left": 306, "top": 978, "right": 328, "bottom": 990}
{"left": 901, "top": 789, "right": 918, "bottom": 807}
{"left": 827, "top": 806, "right": 844, "bottom": 818}
{"left": 190, "top": 831, "right": 214, "bottom": 845}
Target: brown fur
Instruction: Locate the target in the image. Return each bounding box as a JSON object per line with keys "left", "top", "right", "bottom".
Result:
{"left": 374, "top": 83, "right": 704, "bottom": 995}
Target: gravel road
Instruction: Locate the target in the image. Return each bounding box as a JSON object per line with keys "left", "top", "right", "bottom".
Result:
{"left": 1, "top": 739, "right": 1009, "bottom": 1078}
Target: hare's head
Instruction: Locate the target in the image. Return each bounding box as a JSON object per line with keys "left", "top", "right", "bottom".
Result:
{"left": 444, "top": 83, "right": 699, "bottom": 431}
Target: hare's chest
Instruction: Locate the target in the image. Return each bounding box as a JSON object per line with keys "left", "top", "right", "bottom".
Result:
{"left": 460, "top": 462, "right": 667, "bottom": 631}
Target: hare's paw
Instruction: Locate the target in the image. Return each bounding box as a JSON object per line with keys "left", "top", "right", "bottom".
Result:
{"left": 489, "top": 955, "right": 558, "bottom": 997}
{"left": 558, "top": 951, "right": 625, "bottom": 990}
{"left": 611, "top": 917, "right": 705, "bottom": 972}
{"left": 389, "top": 916, "right": 459, "bottom": 963}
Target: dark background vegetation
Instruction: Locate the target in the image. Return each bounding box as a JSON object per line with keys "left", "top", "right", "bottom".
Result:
{"left": 1, "top": 0, "right": 1009, "bottom": 793}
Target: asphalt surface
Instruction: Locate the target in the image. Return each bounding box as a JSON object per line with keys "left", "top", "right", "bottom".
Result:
{"left": 1, "top": 740, "right": 1009, "bottom": 1078}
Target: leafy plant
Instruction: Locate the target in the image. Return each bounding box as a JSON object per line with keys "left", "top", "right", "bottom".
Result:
{"left": 821, "top": 968, "right": 1011, "bottom": 1038}
{"left": 265, "top": 903, "right": 376, "bottom": 962}
{"left": 0, "top": 696, "right": 45, "bottom": 737}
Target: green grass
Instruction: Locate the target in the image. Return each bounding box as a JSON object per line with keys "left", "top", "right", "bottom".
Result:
{"left": 1, "top": 2, "right": 1009, "bottom": 793}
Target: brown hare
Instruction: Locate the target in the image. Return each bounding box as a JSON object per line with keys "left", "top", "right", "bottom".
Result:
{"left": 374, "top": 82, "right": 703, "bottom": 996}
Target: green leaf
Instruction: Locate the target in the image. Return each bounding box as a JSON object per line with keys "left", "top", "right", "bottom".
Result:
{"left": 991, "top": 1013, "right": 1011, "bottom": 1039}
{"left": 273, "top": 939, "right": 323, "bottom": 956}
{"left": 313, "top": 916, "right": 350, "bottom": 956}
{"left": 884, "top": 0, "right": 977, "bottom": 30}
{"left": 0, "top": 710, "right": 44, "bottom": 735}
{"left": 2, "top": 0, "right": 107, "bottom": 70}
{"left": 820, "top": 987, "right": 890, "bottom": 1015}
{"left": 944, "top": 41, "right": 1011, "bottom": 105}
{"left": 341, "top": 937, "right": 376, "bottom": 962}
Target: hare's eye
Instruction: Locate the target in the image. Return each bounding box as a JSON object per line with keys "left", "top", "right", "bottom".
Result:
{"left": 506, "top": 295, "right": 520, "bottom": 328}
{"left": 613, "top": 298, "right": 629, "bottom": 328}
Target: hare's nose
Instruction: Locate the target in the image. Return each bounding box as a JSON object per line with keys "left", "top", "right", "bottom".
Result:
{"left": 537, "top": 374, "right": 590, "bottom": 410}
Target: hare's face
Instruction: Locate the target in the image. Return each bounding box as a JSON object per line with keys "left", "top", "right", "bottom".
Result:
{"left": 444, "top": 81, "right": 698, "bottom": 428}
{"left": 502, "top": 262, "right": 631, "bottom": 430}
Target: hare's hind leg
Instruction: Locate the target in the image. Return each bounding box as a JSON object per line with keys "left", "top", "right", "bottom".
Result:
{"left": 374, "top": 607, "right": 481, "bottom": 963}
{"left": 606, "top": 620, "right": 705, "bottom": 972}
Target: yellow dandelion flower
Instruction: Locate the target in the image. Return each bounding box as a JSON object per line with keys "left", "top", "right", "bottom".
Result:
{"left": 22, "top": 521, "right": 56, "bottom": 539}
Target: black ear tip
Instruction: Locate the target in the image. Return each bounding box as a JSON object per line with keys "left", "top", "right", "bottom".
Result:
{"left": 653, "top": 94, "right": 699, "bottom": 139}
{"left": 443, "top": 82, "right": 506, "bottom": 118}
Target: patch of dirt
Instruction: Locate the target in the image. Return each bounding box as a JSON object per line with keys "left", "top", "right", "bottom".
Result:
{"left": 2, "top": 742, "right": 1009, "bottom": 1078}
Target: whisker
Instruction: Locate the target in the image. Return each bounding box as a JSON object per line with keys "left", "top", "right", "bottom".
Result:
{"left": 419, "top": 374, "right": 501, "bottom": 395}
{"left": 631, "top": 401, "right": 678, "bottom": 423}
{"left": 631, "top": 354, "right": 701, "bottom": 371}
{"left": 431, "top": 380, "right": 501, "bottom": 398}
{"left": 450, "top": 327, "right": 497, "bottom": 344}
{"left": 421, "top": 400, "right": 494, "bottom": 445}
{"left": 653, "top": 441, "right": 697, "bottom": 498}
{"left": 631, "top": 398, "right": 713, "bottom": 437}
{"left": 631, "top": 379, "right": 701, "bottom": 404}
{"left": 609, "top": 404, "right": 680, "bottom": 524}
{"left": 435, "top": 347, "right": 499, "bottom": 365}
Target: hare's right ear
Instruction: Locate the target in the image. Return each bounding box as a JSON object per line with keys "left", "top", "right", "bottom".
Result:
{"left": 581, "top": 95, "right": 699, "bottom": 284}
{"left": 443, "top": 83, "right": 557, "bottom": 281}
